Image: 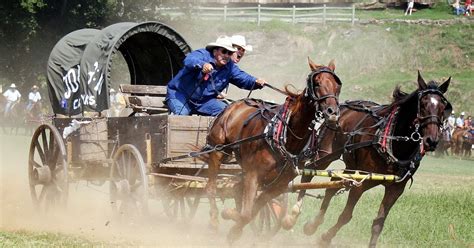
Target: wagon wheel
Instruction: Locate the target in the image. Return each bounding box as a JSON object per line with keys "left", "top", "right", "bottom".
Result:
{"left": 162, "top": 186, "right": 202, "bottom": 221}
{"left": 110, "top": 144, "right": 148, "bottom": 218}
{"left": 28, "top": 124, "right": 68, "bottom": 212}
{"left": 251, "top": 193, "right": 288, "bottom": 238}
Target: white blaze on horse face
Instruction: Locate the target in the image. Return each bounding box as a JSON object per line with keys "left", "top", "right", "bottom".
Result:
{"left": 430, "top": 96, "right": 439, "bottom": 106}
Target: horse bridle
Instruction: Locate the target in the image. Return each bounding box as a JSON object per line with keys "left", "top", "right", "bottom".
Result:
{"left": 305, "top": 67, "right": 342, "bottom": 106}
{"left": 415, "top": 89, "right": 452, "bottom": 129}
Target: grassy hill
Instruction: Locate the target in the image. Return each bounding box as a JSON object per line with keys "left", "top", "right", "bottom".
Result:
{"left": 165, "top": 14, "right": 473, "bottom": 115}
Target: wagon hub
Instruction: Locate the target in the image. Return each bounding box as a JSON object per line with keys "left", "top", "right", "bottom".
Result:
{"left": 32, "top": 166, "right": 52, "bottom": 184}
{"left": 115, "top": 179, "right": 131, "bottom": 197}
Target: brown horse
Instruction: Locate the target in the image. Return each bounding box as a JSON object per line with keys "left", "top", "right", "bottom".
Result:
{"left": 283, "top": 72, "right": 451, "bottom": 247}
{"left": 202, "top": 58, "right": 342, "bottom": 243}
{"left": 452, "top": 128, "right": 473, "bottom": 157}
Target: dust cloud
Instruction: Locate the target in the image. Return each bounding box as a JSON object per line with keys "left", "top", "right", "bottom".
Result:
{"left": 0, "top": 134, "right": 315, "bottom": 247}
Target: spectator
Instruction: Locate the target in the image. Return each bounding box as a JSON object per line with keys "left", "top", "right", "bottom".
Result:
{"left": 26, "top": 85, "right": 41, "bottom": 112}
{"left": 456, "top": 112, "right": 465, "bottom": 129}
{"left": 452, "top": 0, "right": 465, "bottom": 15}
{"left": 446, "top": 111, "right": 456, "bottom": 138}
{"left": 465, "top": 0, "right": 472, "bottom": 16}
{"left": 165, "top": 36, "right": 266, "bottom": 116}
{"left": 3, "top": 83, "right": 21, "bottom": 117}
{"left": 464, "top": 115, "right": 472, "bottom": 130}
{"left": 405, "top": 0, "right": 414, "bottom": 16}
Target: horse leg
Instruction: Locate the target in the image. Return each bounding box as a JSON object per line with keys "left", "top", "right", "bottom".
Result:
{"left": 319, "top": 184, "right": 374, "bottom": 247}
{"left": 281, "top": 174, "right": 311, "bottom": 230}
{"left": 205, "top": 151, "right": 224, "bottom": 231}
{"left": 369, "top": 182, "right": 406, "bottom": 248}
{"left": 221, "top": 180, "right": 242, "bottom": 221}
{"left": 227, "top": 169, "right": 259, "bottom": 244}
{"left": 302, "top": 181, "right": 339, "bottom": 235}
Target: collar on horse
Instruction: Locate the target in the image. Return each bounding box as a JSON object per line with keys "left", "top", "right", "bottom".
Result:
{"left": 263, "top": 97, "right": 322, "bottom": 169}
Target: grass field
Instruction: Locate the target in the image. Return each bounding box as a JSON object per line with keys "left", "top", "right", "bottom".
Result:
{"left": 1, "top": 134, "right": 472, "bottom": 247}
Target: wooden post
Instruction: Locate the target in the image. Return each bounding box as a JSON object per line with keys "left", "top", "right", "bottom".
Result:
{"left": 292, "top": 5, "right": 296, "bottom": 24}
{"left": 323, "top": 4, "right": 326, "bottom": 26}
{"left": 352, "top": 4, "right": 355, "bottom": 26}
{"left": 224, "top": 5, "right": 227, "bottom": 22}
{"left": 257, "top": 4, "right": 261, "bottom": 26}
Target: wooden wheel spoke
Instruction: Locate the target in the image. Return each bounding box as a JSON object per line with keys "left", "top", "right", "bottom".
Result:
{"left": 34, "top": 139, "right": 46, "bottom": 164}
{"left": 30, "top": 159, "right": 43, "bottom": 169}
{"left": 41, "top": 130, "right": 49, "bottom": 156}
{"left": 129, "top": 180, "right": 143, "bottom": 192}
{"left": 38, "top": 185, "right": 48, "bottom": 203}
{"left": 49, "top": 130, "right": 55, "bottom": 156}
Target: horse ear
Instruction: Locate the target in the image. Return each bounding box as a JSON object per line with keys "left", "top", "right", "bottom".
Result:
{"left": 328, "top": 59, "right": 336, "bottom": 71}
{"left": 308, "top": 57, "right": 318, "bottom": 71}
{"left": 417, "top": 70, "right": 427, "bottom": 90}
{"left": 439, "top": 77, "right": 451, "bottom": 93}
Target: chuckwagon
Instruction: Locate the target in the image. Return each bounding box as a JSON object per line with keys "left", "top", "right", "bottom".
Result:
{"left": 29, "top": 21, "right": 411, "bottom": 241}
{"left": 28, "top": 21, "right": 286, "bottom": 235}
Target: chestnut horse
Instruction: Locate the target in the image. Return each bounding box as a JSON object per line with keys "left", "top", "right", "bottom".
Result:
{"left": 283, "top": 72, "right": 451, "bottom": 247}
{"left": 203, "top": 58, "right": 342, "bottom": 243}
{"left": 452, "top": 128, "right": 473, "bottom": 157}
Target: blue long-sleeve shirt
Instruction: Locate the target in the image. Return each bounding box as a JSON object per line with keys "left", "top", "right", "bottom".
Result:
{"left": 166, "top": 48, "right": 261, "bottom": 104}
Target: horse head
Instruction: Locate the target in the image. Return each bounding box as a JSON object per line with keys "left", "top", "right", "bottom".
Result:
{"left": 415, "top": 71, "right": 451, "bottom": 151}
{"left": 307, "top": 58, "right": 342, "bottom": 124}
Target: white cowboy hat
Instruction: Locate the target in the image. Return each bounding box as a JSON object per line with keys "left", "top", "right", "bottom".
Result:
{"left": 10, "top": 83, "right": 16, "bottom": 88}
{"left": 206, "top": 36, "right": 237, "bottom": 52}
{"left": 32, "top": 85, "right": 38, "bottom": 89}
{"left": 231, "top": 35, "right": 253, "bottom": 52}
{"left": 461, "top": 112, "right": 465, "bottom": 115}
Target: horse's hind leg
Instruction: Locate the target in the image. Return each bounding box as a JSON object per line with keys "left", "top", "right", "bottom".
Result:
{"left": 205, "top": 151, "right": 224, "bottom": 231}
{"left": 282, "top": 174, "right": 312, "bottom": 230}
{"left": 369, "top": 183, "right": 406, "bottom": 248}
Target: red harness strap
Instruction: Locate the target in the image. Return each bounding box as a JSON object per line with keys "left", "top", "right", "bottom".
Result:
{"left": 273, "top": 97, "right": 291, "bottom": 145}
{"left": 381, "top": 107, "right": 397, "bottom": 152}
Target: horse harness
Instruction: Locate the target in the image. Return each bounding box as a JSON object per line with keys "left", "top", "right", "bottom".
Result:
{"left": 162, "top": 68, "right": 341, "bottom": 187}
{"left": 307, "top": 88, "right": 451, "bottom": 183}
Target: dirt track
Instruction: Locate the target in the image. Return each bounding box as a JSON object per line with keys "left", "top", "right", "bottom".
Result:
{"left": 0, "top": 133, "right": 318, "bottom": 247}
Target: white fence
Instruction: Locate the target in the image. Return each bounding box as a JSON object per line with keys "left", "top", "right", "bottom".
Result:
{"left": 157, "top": 5, "right": 357, "bottom": 25}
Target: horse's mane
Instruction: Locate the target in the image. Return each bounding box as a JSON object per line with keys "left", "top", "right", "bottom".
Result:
{"left": 390, "top": 80, "right": 440, "bottom": 108}
{"left": 283, "top": 85, "right": 306, "bottom": 113}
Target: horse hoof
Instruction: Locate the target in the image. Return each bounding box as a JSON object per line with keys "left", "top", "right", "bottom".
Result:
{"left": 208, "top": 219, "right": 219, "bottom": 232}
{"left": 221, "top": 208, "right": 234, "bottom": 220}
{"left": 226, "top": 226, "right": 243, "bottom": 244}
{"left": 319, "top": 233, "right": 332, "bottom": 247}
{"left": 303, "top": 221, "right": 317, "bottom": 236}
{"left": 281, "top": 215, "right": 296, "bottom": 230}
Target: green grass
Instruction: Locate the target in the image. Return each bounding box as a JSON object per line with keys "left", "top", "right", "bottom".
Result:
{"left": 289, "top": 156, "right": 474, "bottom": 247}
{"left": 0, "top": 231, "right": 103, "bottom": 247}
